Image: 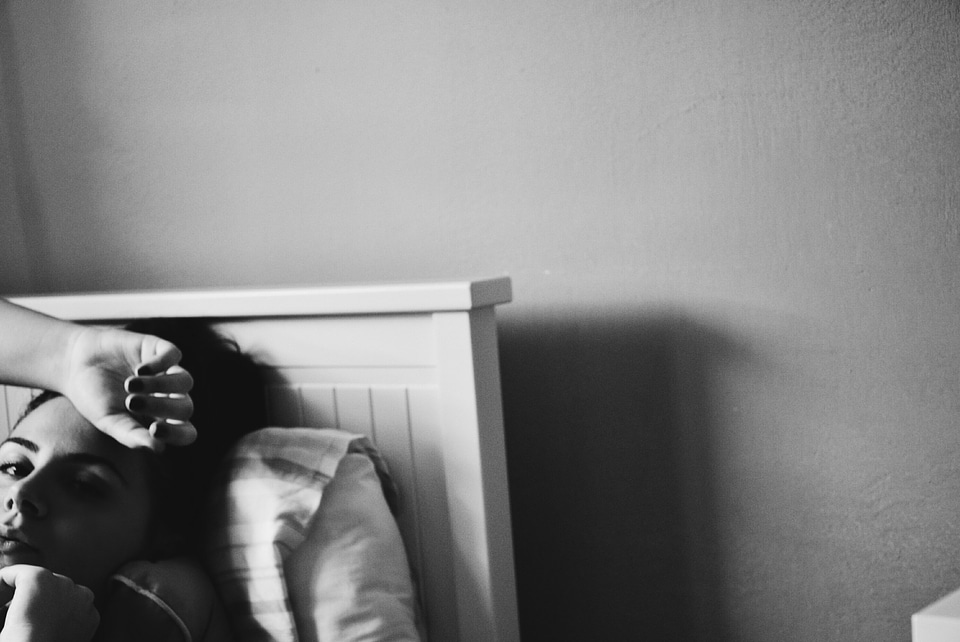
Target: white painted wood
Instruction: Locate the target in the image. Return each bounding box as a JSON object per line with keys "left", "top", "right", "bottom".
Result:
{"left": 334, "top": 386, "right": 375, "bottom": 439}
{"left": 265, "top": 367, "right": 437, "bottom": 387}
{"left": 0, "top": 388, "right": 10, "bottom": 439}
{"left": 216, "top": 316, "right": 438, "bottom": 368}
{"left": 297, "top": 385, "right": 337, "bottom": 428}
{"left": 369, "top": 386, "right": 421, "bottom": 563}
{"left": 434, "top": 309, "right": 520, "bottom": 642}
{"left": 9, "top": 277, "right": 511, "bottom": 321}
{"left": 9, "top": 279, "right": 518, "bottom": 642}
{"left": 914, "top": 587, "right": 960, "bottom": 641}
{"left": 406, "top": 385, "right": 458, "bottom": 642}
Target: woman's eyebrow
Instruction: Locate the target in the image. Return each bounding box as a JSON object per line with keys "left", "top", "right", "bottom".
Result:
{"left": 1, "top": 437, "right": 38, "bottom": 453}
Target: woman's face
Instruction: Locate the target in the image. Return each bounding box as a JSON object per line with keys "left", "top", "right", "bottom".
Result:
{"left": 0, "top": 396, "right": 155, "bottom": 596}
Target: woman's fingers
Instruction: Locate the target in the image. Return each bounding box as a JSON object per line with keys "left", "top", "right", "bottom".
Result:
{"left": 149, "top": 420, "right": 198, "bottom": 447}
{"left": 98, "top": 414, "right": 198, "bottom": 451}
{"left": 135, "top": 339, "right": 182, "bottom": 376}
{"left": 91, "top": 414, "right": 162, "bottom": 450}
{"left": 125, "top": 360, "right": 196, "bottom": 448}
{"left": 0, "top": 565, "right": 99, "bottom": 642}
{"left": 124, "top": 365, "right": 194, "bottom": 396}
{"left": 125, "top": 391, "right": 194, "bottom": 422}
{"left": 123, "top": 392, "right": 197, "bottom": 449}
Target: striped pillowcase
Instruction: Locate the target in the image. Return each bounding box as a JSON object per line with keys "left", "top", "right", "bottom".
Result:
{"left": 203, "top": 427, "right": 396, "bottom": 642}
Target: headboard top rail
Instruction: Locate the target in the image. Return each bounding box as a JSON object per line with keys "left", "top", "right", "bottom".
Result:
{"left": 10, "top": 277, "right": 512, "bottom": 322}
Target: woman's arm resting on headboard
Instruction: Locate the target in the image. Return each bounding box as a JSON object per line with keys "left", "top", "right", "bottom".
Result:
{"left": 0, "top": 299, "right": 196, "bottom": 450}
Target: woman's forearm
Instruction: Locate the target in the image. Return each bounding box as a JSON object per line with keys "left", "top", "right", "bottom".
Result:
{"left": 0, "top": 298, "right": 77, "bottom": 393}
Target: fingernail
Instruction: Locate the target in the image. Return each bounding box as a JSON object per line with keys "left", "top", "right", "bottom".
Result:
{"left": 126, "top": 396, "right": 146, "bottom": 412}
{"left": 145, "top": 424, "right": 166, "bottom": 452}
{"left": 150, "top": 422, "right": 167, "bottom": 440}
{"left": 125, "top": 377, "right": 145, "bottom": 393}
{"left": 135, "top": 364, "right": 154, "bottom": 376}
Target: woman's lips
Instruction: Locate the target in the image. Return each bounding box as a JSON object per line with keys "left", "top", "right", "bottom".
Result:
{"left": 0, "top": 531, "right": 38, "bottom": 556}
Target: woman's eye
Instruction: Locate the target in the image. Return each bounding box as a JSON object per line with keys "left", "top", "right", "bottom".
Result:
{"left": 0, "top": 461, "right": 29, "bottom": 478}
{"left": 67, "top": 475, "right": 108, "bottom": 498}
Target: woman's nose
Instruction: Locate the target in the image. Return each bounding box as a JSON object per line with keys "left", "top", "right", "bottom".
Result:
{"left": 4, "top": 480, "right": 47, "bottom": 518}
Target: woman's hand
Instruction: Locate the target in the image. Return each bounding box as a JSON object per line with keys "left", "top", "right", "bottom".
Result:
{"left": 63, "top": 326, "right": 196, "bottom": 451}
{"left": 0, "top": 565, "right": 99, "bottom": 642}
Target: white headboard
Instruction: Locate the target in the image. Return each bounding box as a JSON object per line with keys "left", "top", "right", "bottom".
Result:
{"left": 2, "top": 277, "right": 519, "bottom": 642}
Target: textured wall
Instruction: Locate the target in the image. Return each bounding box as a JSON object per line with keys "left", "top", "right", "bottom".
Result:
{"left": 2, "top": 1, "right": 959, "bottom": 640}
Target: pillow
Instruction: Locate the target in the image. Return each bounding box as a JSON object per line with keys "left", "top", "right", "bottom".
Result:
{"left": 284, "top": 452, "right": 421, "bottom": 642}
{"left": 203, "top": 428, "right": 421, "bottom": 642}
{"left": 98, "top": 558, "right": 233, "bottom": 642}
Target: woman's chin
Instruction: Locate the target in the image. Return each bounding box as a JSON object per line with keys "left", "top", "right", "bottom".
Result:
{"left": 0, "top": 553, "right": 42, "bottom": 569}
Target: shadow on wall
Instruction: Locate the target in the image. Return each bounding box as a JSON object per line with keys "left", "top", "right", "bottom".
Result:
{"left": 0, "top": 5, "right": 51, "bottom": 292}
{"left": 499, "top": 310, "right": 759, "bottom": 642}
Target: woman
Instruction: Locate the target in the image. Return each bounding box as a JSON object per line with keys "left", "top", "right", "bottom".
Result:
{"left": 0, "top": 300, "right": 201, "bottom": 642}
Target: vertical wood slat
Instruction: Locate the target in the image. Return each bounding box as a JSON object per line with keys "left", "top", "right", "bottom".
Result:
{"left": 299, "top": 385, "right": 336, "bottom": 428}
{"left": 334, "top": 386, "right": 375, "bottom": 441}
{"left": 407, "top": 385, "right": 456, "bottom": 642}
{"left": 0, "top": 386, "right": 10, "bottom": 439}
{"left": 370, "top": 387, "right": 423, "bottom": 592}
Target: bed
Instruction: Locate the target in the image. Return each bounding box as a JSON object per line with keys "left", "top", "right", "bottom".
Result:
{"left": 0, "top": 277, "right": 519, "bottom": 642}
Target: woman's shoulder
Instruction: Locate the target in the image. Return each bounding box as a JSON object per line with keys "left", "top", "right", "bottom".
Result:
{"left": 96, "top": 558, "right": 233, "bottom": 642}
